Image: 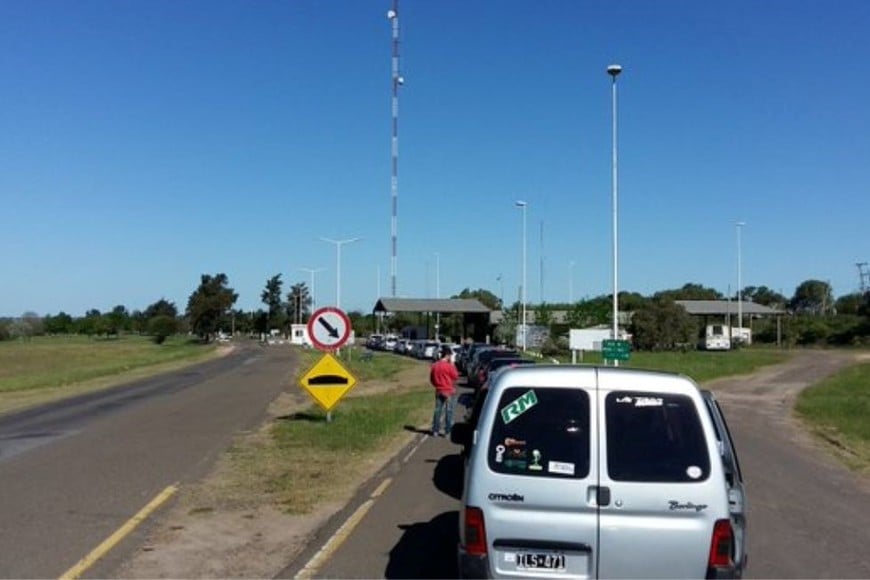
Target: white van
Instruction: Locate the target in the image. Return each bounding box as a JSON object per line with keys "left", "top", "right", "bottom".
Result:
{"left": 453, "top": 365, "right": 746, "bottom": 579}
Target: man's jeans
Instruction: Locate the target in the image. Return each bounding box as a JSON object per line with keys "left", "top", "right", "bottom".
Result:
{"left": 431, "top": 392, "right": 455, "bottom": 435}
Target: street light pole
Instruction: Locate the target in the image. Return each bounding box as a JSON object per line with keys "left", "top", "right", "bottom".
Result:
{"left": 736, "top": 221, "right": 746, "bottom": 335}
{"left": 608, "top": 64, "right": 622, "bottom": 364}
{"left": 435, "top": 252, "right": 441, "bottom": 341}
{"left": 515, "top": 200, "right": 528, "bottom": 351}
{"left": 299, "top": 267, "right": 324, "bottom": 315}
{"left": 319, "top": 237, "right": 360, "bottom": 309}
{"left": 569, "top": 260, "right": 575, "bottom": 303}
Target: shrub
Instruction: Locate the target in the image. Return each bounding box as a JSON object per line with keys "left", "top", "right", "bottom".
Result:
{"left": 148, "top": 315, "right": 178, "bottom": 345}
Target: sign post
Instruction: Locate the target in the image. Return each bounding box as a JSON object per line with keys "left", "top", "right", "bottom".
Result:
{"left": 298, "top": 352, "right": 358, "bottom": 413}
{"left": 304, "top": 307, "right": 355, "bottom": 421}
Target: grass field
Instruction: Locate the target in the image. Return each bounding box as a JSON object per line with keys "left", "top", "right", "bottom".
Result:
{"left": 795, "top": 360, "right": 870, "bottom": 472}
{"left": 0, "top": 335, "right": 219, "bottom": 415}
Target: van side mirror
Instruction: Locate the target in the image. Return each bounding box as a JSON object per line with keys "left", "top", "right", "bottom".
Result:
{"left": 451, "top": 422, "right": 473, "bottom": 447}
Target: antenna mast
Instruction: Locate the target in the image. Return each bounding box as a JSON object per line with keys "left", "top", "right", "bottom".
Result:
{"left": 387, "top": 0, "right": 402, "bottom": 297}
{"left": 858, "top": 262, "right": 869, "bottom": 293}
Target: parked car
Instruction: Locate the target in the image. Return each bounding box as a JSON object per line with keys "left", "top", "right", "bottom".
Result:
{"left": 474, "top": 357, "right": 535, "bottom": 390}
{"left": 460, "top": 343, "right": 492, "bottom": 376}
{"left": 452, "top": 365, "right": 746, "bottom": 579}
{"left": 466, "top": 348, "right": 519, "bottom": 390}
{"left": 418, "top": 340, "right": 440, "bottom": 360}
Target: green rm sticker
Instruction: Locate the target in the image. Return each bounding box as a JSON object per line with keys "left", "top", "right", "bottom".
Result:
{"left": 501, "top": 390, "right": 539, "bottom": 424}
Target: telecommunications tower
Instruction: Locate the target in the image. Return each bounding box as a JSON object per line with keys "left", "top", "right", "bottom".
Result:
{"left": 858, "top": 262, "right": 869, "bottom": 293}
{"left": 387, "top": 0, "right": 403, "bottom": 297}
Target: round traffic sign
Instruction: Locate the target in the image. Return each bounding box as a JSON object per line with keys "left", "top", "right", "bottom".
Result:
{"left": 307, "top": 307, "right": 352, "bottom": 351}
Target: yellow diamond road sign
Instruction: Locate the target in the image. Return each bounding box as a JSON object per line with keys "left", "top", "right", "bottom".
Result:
{"left": 298, "top": 352, "right": 358, "bottom": 412}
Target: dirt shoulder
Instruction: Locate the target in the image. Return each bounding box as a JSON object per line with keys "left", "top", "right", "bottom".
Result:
{"left": 114, "top": 361, "right": 431, "bottom": 579}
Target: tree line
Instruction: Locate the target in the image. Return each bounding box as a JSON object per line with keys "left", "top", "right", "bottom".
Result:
{"left": 2, "top": 275, "right": 868, "bottom": 350}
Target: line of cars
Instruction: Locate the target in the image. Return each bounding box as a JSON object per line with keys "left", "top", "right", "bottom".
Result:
{"left": 365, "top": 334, "right": 462, "bottom": 362}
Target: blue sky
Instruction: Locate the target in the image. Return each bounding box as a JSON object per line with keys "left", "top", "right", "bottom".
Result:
{"left": 2, "top": 0, "right": 868, "bottom": 317}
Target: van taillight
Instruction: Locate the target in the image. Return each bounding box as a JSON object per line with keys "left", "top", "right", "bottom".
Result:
{"left": 707, "top": 519, "right": 734, "bottom": 576}
{"left": 464, "top": 507, "right": 488, "bottom": 556}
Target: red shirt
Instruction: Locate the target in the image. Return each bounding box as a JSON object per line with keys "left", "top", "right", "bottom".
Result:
{"left": 430, "top": 358, "right": 459, "bottom": 396}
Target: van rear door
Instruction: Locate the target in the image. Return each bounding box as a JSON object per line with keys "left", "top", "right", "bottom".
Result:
{"left": 595, "top": 372, "right": 728, "bottom": 578}
{"left": 477, "top": 371, "right": 599, "bottom": 578}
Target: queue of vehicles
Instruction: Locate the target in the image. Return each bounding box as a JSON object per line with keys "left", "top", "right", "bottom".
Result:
{"left": 365, "top": 333, "right": 461, "bottom": 362}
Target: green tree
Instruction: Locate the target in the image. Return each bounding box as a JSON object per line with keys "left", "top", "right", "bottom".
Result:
{"left": 789, "top": 280, "right": 834, "bottom": 315}
{"left": 186, "top": 273, "right": 239, "bottom": 342}
{"left": 106, "top": 305, "right": 129, "bottom": 336}
{"left": 261, "top": 274, "right": 286, "bottom": 332}
{"left": 44, "top": 311, "right": 74, "bottom": 334}
{"left": 286, "top": 282, "right": 311, "bottom": 325}
{"left": 453, "top": 288, "right": 500, "bottom": 310}
{"left": 654, "top": 283, "right": 723, "bottom": 301}
{"left": 144, "top": 299, "right": 178, "bottom": 319}
{"left": 630, "top": 299, "right": 698, "bottom": 351}
{"left": 565, "top": 296, "right": 610, "bottom": 328}
{"left": 742, "top": 286, "right": 787, "bottom": 308}
{"left": 835, "top": 293, "right": 865, "bottom": 315}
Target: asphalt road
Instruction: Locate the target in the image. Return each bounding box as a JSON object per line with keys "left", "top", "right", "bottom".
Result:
{"left": 0, "top": 343, "right": 297, "bottom": 579}
{"left": 284, "top": 350, "right": 870, "bottom": 579}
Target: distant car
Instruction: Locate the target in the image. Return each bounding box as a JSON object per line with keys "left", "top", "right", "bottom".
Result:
{"left": 418, "top": 340, "right": 439, "bottom": 360}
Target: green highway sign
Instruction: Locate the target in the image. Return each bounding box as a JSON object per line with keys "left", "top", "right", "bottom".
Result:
{"left": 602, "top": 339, "right": 631, "bottom": 361}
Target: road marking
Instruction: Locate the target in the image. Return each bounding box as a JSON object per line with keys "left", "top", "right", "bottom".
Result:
{"left": 294, "top": 497, "right": 377, "bottom": 579}
{"left": 59, "top": 484, "right": 178, "bottom": 580}
{"left": 294, "top": 432, "right": 430, "bottom": 578}
{"left": 370, "top": 477, "right": 392, "bottom": 498}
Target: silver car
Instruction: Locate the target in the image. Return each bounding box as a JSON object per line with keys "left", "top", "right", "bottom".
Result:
{"left": 454, "top": 365, "right": 746, "bottom": 579}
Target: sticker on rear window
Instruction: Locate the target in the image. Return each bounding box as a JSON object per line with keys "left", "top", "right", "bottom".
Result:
{"left": 500, "top": 390, "right": 538, "bottom": 424}
{"left": 548, "top": 461, "right": 575, "bottom": 475}
{"left": 615, "top": 395, "right": 663, "bottom": 407}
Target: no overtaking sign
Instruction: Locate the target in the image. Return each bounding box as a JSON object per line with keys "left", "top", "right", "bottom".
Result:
{"left": 307, "top": 307, "right": 352, "bottom": 351}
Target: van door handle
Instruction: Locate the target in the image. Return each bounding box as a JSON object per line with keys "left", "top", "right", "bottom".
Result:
{"left": 597, "top": 486, "right": 611, "bottom": 507}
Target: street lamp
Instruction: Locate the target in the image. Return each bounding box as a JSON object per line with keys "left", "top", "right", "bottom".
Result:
{"left": 736, "top": 221, "right": 746, "bottom": 335}
{"left": 319, "top": 237, "right": 360, "bottom": 309}
{"left": 607, "top": 63, "right": 622, "bottom": 357}
{"left": 569, "top": 260, "right": 575, "bottom": 303}
{"left": 434, "top": 252, "right": 441, "bottom": 341}
{"left": 515, "top": 200, "right": 528, "bottom": 351}
{"left": 299, "top": 267, "right": 325, "bottom": 315}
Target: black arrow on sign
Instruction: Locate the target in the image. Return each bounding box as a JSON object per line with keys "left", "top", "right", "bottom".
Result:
{"left": 318, "top": 316, "right": 340, "bottom": 339}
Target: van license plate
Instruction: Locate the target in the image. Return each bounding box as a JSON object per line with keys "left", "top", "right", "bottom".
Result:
{"left": 517, "top": 552, "right": 565, "bottom": 570}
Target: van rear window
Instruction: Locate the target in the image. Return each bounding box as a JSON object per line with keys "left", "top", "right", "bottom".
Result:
{"left": 605, "top": 391, "right": 710, "bottom": 482}
{"left": 488, "top": 387, "right": 590, "bottom": 479}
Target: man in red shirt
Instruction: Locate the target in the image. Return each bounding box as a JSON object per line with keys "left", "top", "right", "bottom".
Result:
{"left": 430, "top": 345, "right": 459, "bottom": 437}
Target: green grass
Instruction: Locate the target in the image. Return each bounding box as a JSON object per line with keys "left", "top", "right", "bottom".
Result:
{"left": 559, "top": 348, "right": 791, "bottom": 382}
{"left": 795, "top": 361, "right": 870, "bottom": 472}
{"left": 0, "top": 334, "right": 217, "bottom": 394}
{"left": 256, "top": 387, "right": 431, "bottom": 513}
